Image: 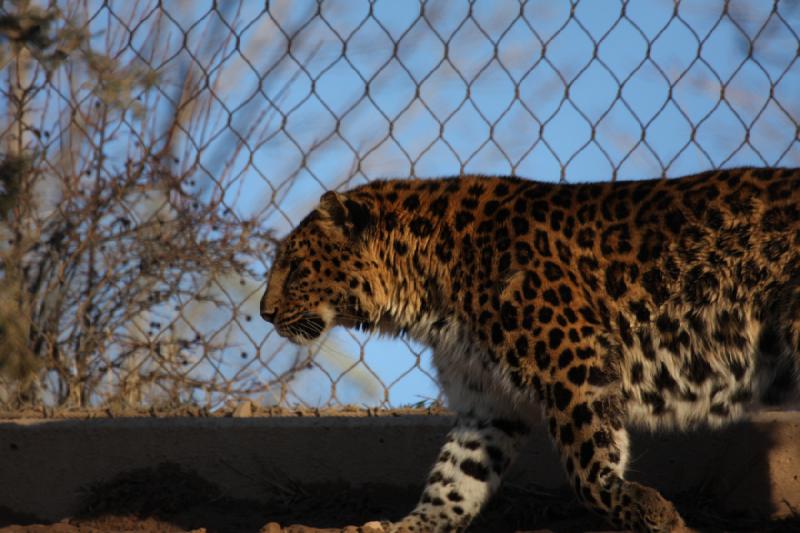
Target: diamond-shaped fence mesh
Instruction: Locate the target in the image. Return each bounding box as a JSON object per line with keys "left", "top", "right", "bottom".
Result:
{"left": 0, "top": 0, "right": 797, "bottom": 410}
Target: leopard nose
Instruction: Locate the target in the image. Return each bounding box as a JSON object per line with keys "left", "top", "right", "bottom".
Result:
{"left": 260, "top": 302, "right": 278, "bottom": 324}
{"left": 261, "top": 309, "right": 276, "bottom": 323}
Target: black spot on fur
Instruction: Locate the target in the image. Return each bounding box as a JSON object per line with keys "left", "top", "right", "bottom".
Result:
{"left": 343, "top": 199, "right": 373, "bottom": 234}
{"left": 593, "top": 430, "right": 611, "bottom": 448}
{"left": 484, "top": 200, "right": 500, "bottom": 216}
{"left": 665, "top": 210, "right": 686, "bottom": 233}
{"left": 762, "top": 205, "right": 799, "bottom": 232}
{"left": 572, "top": 402, "right": 593, "bottom": 428}
{"left": 629, "top": 300, "right": 650, "bottom": 323}
{"left": 685, "top": 354, "right": 712, "bottom": 384}
{"left": 494, "top": 183, "right": 510, "bottom": 197}
{"left": 530, "top": 200, "right": 548, "bottom": 222}
{"left": 512, "top": 216, "right": 530, "bottom": 236}
{"left": 684, "top": 266, "right": 719, "bottom": 306}
{"left": 576, "top": 347, "right": 596, "bottom": 360}
{"left": 534, "top": 341, "right": 550, "bottom": 370}
{"left": 729, "top": 359, "right": 748, "bottom": 381}
{"left": 543, "top": 289, "right": 560, "bottom": 306}
{"left": 518, "top": 273, "right": 538, "bottom": 301}
{"left": 455, "top": 210, "right": 475, "bottom": 231}
{"left": 578, "top": 256, "right": 600, "bottom": 290}
{"left": 549, "top": 328, "right": 565, "bottom": 349}
{"left": 491, "top": 322, "right": 504, "bottom": 345}
{"left": 577, "top": 228, "right": 595, "bottom": 249}
{"left": 654, "top": 363, "right": 677, "bottom": 391}
{"left": 534, "top": 230, "right": 552, "bottom": 257}
{"left": 600, "top": 223, "right": 632, "bottom": 255}
{"left": 710, "top": 403, "right": 729, "bottom": 417}
{"left": 402, "top": 194, "right": 420, "bottom": 210}
{"left": 486, "top": 445, "right": 507, "bottom": 474}
{"left": 410, "top": 217, "right": 433, "bottom": 237}
{"left": 578, "top": 307, "right": 599, "bottom": 324}
{"left": 550, "top": 209, "right": 564, "bottom": 231}
{"left": 605, "top": 261, "right": 628, "bottom": 298}
{"left": 579, "top": 441, "right": 595, "bottom": 468}
{"left": 643, "top": 392, "right": 666, "bottom": 414}
{"left": 515, "top": 242, "right": 533, "bottom": 265}
{"left": 656, "top": 313, "right": 679, "bottom": 335}
{"left": 588, "top": 366, "right": 611, "bottom": 386}
{"left": 638, "top": 329, "right": 657, "bottom": 360}
{"left": 544, "top": 261, "right": 564, "bottom": 281}
{"left": 447, "top": 490, "right": 464, "bottom": 502}
{"left": 428, "top": 471, "right": 444, "bottom": 484}
{"left": 515, "top": 335, "right": 528, "bottom": 359}
{"left": 558, "top": 349, "right": 574, "bottom": 368}
{"left": 642, "top": 268, "right": 669, "bottom": 305}
{"left": 560, "top": 424, "right": 575, "bottom": 445}
{"left": 461, "top": 197, "right": 478, "bottom": 210}
{"left": 555, "top": 285, "right": 572, "bottom": 306}
{"left": 553, "top": 382, "right": 573, "bottom": 410}
{"left": 630, "top": 362, "right": 644, "bottom": 384}
{"left": 568, "top": 365, "right": 587, "bottom": 386}
{"left": 500, "top": 302, "right": 518, "bottom": 331}
{"left": 617, "top": 313, "right": 634, "bottom": 347}
{"left": 431, "top": 196, "right": 449, "bottom": 216}
{"left": 460, "top": 459, "right": 489, "bottom": 481}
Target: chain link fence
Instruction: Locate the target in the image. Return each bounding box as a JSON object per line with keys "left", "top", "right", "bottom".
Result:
{"left": 0, "top": 0, "right": 798, "bottom": 410}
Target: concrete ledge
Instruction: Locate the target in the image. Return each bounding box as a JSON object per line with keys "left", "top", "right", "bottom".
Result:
{"left": 1, "top": 411, "right": 799, "bottom": 523}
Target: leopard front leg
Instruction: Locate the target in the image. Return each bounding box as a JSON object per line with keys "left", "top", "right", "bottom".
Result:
{"left": 386, "top": 412, "right": 529, "bottom": 533}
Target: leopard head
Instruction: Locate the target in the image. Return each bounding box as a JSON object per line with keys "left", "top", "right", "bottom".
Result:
{"left": 260, "top": 191, "right": 386, "bottom": 344}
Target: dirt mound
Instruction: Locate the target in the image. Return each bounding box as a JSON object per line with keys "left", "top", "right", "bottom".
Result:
{"left": 0, "top": 403, "right": 452, "bottom": 422}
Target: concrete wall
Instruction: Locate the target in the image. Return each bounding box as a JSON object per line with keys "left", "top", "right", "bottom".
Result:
{"left": 1, "top": 411, "right": 799, "bottom": 522}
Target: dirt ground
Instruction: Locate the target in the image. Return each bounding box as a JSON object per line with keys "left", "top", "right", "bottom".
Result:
{"left": 1, "top": 461, "right": 799, "bottom": 533}
{"left": 2, "top": 407, "right": 800, "bottom": 532}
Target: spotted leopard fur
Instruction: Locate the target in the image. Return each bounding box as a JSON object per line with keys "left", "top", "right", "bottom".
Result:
{"left": 260, "top": 167, "right": 800, "bottom": 532}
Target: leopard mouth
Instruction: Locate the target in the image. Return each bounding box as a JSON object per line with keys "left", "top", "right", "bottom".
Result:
{"left": 281, "top": 313, "right": 326, "bottom": 343}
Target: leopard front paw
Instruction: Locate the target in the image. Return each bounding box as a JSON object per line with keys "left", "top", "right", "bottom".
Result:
{"left": 360, "top": 520, "right": 391, "bottom": 532}
{"left": 363, "top": 516, "right": 427, "bottom": 533}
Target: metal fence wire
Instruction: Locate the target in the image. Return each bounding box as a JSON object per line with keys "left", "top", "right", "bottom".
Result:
{"left": 0, "top": 0, "right": 798, "bottom": 410}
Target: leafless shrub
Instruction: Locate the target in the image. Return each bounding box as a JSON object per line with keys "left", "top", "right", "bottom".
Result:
{"left": 0, "top": 0, "right": 279, "bottom": 408}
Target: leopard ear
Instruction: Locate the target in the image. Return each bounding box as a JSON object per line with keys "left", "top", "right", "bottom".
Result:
{"left": 318, "top": 191, "right": 373, "bottom": 239}
{"left": 318, "top": 191, "right": 347, "bottom": 227}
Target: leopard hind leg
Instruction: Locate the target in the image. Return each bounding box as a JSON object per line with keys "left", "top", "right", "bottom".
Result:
{"left": 545, "top": 388, "right": 691, "bottom": 532}
{"left": 757, "top": 280, "right": 800, "bottom": 405}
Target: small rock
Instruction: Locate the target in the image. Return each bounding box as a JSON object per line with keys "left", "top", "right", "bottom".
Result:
{"left": 233, "top": 400, "right": 253, "bottom": 418}
{"left": 258, "top": 522, "right": 283, "bottom": 533}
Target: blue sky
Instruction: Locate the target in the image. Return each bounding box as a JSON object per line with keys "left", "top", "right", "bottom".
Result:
{"left": 83, "top": 0, "right": 800, "bottom": 407}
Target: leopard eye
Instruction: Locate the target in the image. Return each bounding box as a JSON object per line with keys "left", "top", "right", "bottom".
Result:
{"left": 284, "top": 258, "right": 302, "bottom": 284}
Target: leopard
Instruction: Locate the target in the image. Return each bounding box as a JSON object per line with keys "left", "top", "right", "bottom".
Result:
{"left": 259, "top": 167, "right": 800, "bottom": 532}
